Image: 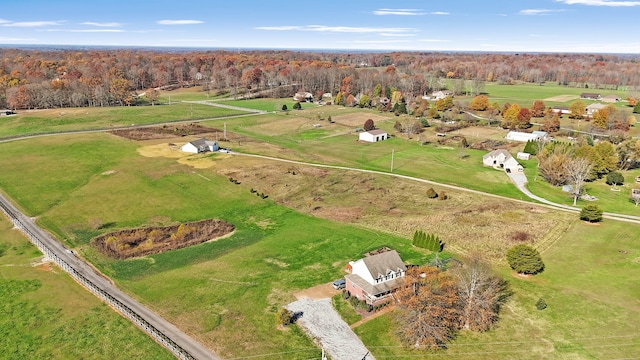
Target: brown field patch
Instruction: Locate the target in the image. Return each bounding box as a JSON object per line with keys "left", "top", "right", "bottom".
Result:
{"left": 110, "top": 123, "right": 217, "bottom": 140}
{"left": 212, "top": 160, "right": 565, "bottom": 263}
{"left": 330, "top": 113, "right": 388, "bottom": 127}
{"left": 544, "top": 94, "right": 579, "bottom": 102}
{"left": 92, "top": 219, "right": 235, "bottom": 259}
{"left": 246, "top": 116, "right": 313, "bottom": 136}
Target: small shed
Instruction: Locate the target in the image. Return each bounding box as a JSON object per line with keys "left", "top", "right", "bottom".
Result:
{"left": 359, "top": 129, "right": 388, "bottom": 143}
{"left": 517, "top": 152, "right": 531, "bottom": 160}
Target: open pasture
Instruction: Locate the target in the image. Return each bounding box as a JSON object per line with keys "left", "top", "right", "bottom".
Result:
{"left": 0, "top": 215, "right": 172, "bottom": 359}
{"left": 0, "top": 102, "right": 246, "bottom": 139}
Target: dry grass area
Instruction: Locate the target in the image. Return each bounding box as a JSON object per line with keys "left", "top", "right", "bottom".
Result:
{"left": 214, "top": 158, "right": 566, "bottom": 263}
{"left": 544, "top": 94, "right": 579, "bottom": 102}
{"left": 330, "top": 112, "right": 389, "bottom": 127}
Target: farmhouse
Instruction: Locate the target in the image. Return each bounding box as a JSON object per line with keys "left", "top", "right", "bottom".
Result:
{"left": 551, "top": 106, "right": 570, "bottom": 115}
{"left": 345, "top": 250, "right": 407, "bottom": 306}
{"left": 483, "top": 149, "right": 523, "bottom": 173}
{"left": 586, "top": 103, "right": 606, "bottom": 116}
{"left": 181, "top": 138, "right": 219, "bottom": 153}
{"left": 580, "top": 92, "right": 602, "bottom": 100}
{"left": 430, "top": 90, "right": 453, "bottom": 100}
{"left": 293, "top": 91, "right": 313, "bottom": 102}
{"left": 505, "top": 130, "right": 548, "bottom": 142}
{"left": 359, "top": 129, "right": 388, "bottom": 143}
{"left": 602, "top": 94, "right": 621, "bottom": 103}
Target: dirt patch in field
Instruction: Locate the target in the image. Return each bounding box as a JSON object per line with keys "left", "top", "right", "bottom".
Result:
{"left": 110, "top": 123, "right": 218, "bottom": 140}
{"left": 330, "top": 112, "right": 388, "bottom": 127}
{"left": 544, "top": 95, "right": 579, "bottom": 102}
{"left": 294, "top": 283, "right": 340, "bottom": 300}
{"left": 92, "top": 219, "right": 235, "bottom": 259}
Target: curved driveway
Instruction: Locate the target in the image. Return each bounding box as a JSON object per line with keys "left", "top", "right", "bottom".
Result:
{"left": 232, "top": 152, "right": 640, "bottom": 224}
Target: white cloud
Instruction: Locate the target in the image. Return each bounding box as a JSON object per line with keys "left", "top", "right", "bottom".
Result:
{"left": 255, "top": 25, "right": 416, "bottom": 34}
{"left": 520, "top": 9, "right": 563, "bottom": 15}
{"left": 40, "top": 29, "right": 124, "bottom": 33}
{"left": 557, "top": 0, "right": 640, "bottom": 6}
{"left": 81, "top": 22, "right": 123, "bottom": 27}
{"left": 156, "top": 20, "right": 203, "bottom": 25}
{"left": 373, "top": 8, "right": 449, "bottom": 15}
{"left": 380, "top": 33, "right": 417, "bottom": 37}
{"left": 417, "top": 39, "right": 451, "bottom": 43}
{"left": 2, "top": 20, "right": 64, "bottom": 27}
{"left": 373, "top": 8, "right": 423, "bottom": 15}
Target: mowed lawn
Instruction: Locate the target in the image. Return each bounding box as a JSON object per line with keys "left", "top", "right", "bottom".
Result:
{"left": 0, "top": 102, "right": 246, "bottom": 139}
{"left": 355, "top": 219, "right": 640, "bottom": 359}
{"left": 217, "top": 97, "right": 320, "bottom": 112}
{"left": 484, "top": 82, "right": 631, "bottom": 107}
{"left": 0, "top": 216, "right": 173, "bottom": 360}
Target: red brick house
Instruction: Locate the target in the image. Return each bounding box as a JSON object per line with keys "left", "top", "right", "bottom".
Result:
{"left": 345, "top": 250, "right": 407, "bottom": 306}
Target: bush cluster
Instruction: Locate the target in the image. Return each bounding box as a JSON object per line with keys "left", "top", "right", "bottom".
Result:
{"left": 506, "top": 244, "right": 545, "bottom": 275}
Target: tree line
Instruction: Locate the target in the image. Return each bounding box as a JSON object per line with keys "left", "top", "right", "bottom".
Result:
{"left": 1, "top": 48, "right": 639, "bottom": 110}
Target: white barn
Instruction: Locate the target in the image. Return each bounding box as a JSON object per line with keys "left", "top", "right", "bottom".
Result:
{"left": 359, "top": 129, "right": 388, "bottom": 143}
{"left": 181, "top": 138, "right": 219, "bottom": 153}
{"left": 505, "top": 131, "right": 548, "bottom": 142}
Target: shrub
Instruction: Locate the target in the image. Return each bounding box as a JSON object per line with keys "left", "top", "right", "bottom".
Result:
{"left": 293, "top": 102, "right": 302, "bottom": 110}
{"left": 275, "top": 307, "right": 293, "bottom": 326}
{"left": 438, "top": 191, "right": 448, "bottom": 200}
{"left": 605, "top": 171, "right": 624, "bottom": 186}
{"left": 281, "top": 104, "right": 288, "bottom": 111}
{"left": 364, "top": 119, "right": 375, "bottom": 131}
{"left": 536, "top": 298, "right": 547, "bottom": 311}
{"left": 580, "top": 204, "right": 603, "bottom": 223}
{"left": 506, "top": 244, "right": 545, "bottom": 275}
{"left": 426, "top": 188, "right": 438, "bottom": 198}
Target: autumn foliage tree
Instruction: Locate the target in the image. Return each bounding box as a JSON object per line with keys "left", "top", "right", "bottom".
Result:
{"left": 452, "top": 257, "right": 508, "bottom": 331}
{"left": 516, "top": 107, "right": 532, "bottom": 129}
{"left": 471, "top": 95, "right": 489, "bottom": 111}
{"left": 531, "top": 100, "right": 546, "bottom": 117}
{"left": 363, "top": 118, "right": 375, "bottom": 131}
{"left": 395, "top": 266, "right": 461, "bottom": 349}
{"left": 501, "top": 103, "right": 521, "bottom": 129}
{"left": 569, "top": 100, "right": 586, "bottom": 119}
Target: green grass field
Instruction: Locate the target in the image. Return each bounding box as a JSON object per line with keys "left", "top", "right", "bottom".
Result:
{"left": 217, "top": 98, "right": 320, "bottom": 112}
{"left": 0, "top": 216, "right": 173, "bottom": 360}
{"left": 1, "top": 87, "right": 639, "bottom": 359}
{"left": 0, "top": 102, "right": 246, "bottom": 139}
{"left": 355, "top": 219, "right": 640, "bottom": 359}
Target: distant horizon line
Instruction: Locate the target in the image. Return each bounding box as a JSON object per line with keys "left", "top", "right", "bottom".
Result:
{"left": 0, "top": 43, "right": 638, "bottom": 56}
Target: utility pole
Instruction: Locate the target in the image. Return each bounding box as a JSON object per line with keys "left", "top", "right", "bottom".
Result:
{"left": 223, "top": 122, "right": 227, "bottom": 140}
{"left": 391, "top": 149, "right": 395, "bottom": 172}
{"left": 361, "top": 351, "right": 370, "bottom": 360}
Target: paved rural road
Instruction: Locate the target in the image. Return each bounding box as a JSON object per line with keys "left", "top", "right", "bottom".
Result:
{"left": 0, "top": 192, "right": 220, "bottom": 360}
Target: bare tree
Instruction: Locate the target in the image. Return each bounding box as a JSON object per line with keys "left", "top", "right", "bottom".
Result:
{"left": 452, "top": 256, "right": 508, "bottom": 331}
{"left": 566, "top": 157, "right": 593, "bottom": 206}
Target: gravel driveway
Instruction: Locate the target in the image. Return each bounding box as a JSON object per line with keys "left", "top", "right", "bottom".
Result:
{"left": 287, "top": 298, "right": 375, "bottom": 360}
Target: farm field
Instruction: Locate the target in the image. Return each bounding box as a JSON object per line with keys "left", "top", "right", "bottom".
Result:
{"left": 1, "top": 87, "right": 639, "bottom": 359}
{"left": 0, "top": 215, "right": 173, "bottom": 360}
{"left": 217, "top": 97, "right": 320, "bottom": 112}
{"left": 484, "top": 82, "right": 632, "bottom": 108}
{"left": 0, "top": 102, "right": 246, "bottom": 139}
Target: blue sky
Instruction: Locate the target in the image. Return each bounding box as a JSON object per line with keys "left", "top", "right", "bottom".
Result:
{"left": 1, "top": 0, "right": 639, "bottom": 53}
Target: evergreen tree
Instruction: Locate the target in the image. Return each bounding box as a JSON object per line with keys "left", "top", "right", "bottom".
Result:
{"left": 506, "top": 245, "right": 545, "bottom": 275}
